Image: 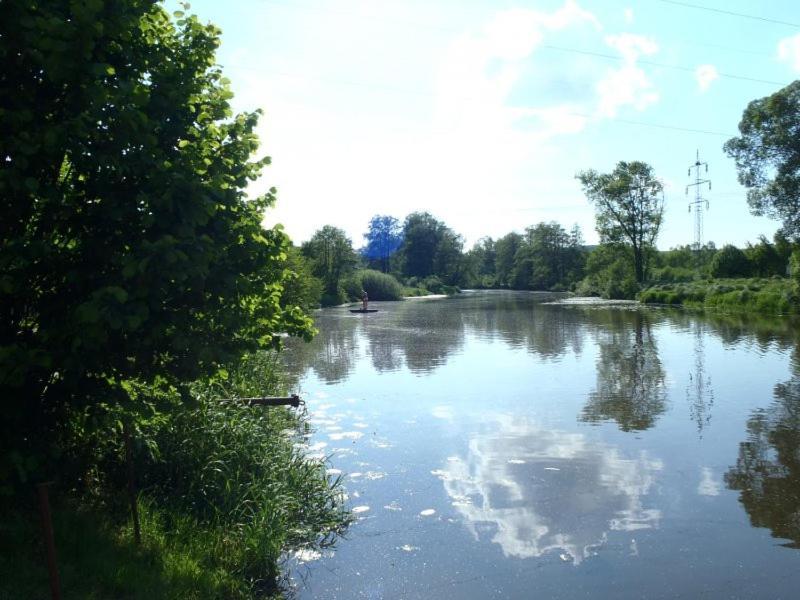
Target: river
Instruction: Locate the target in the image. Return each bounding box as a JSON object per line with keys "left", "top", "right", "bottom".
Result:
{"left": 283, "top": 290, "right": 800, "bottom": 598}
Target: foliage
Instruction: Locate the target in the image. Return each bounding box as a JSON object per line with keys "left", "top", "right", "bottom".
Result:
{"left": 400, "top": 212, "right": 465, "bottom": 285}
{"left": 710, "top": 244, "right": 752, "bottom": 278}
{"left": 511, "top": 222, "right": 585, "bottom": 290}
{"left": 724, "top": 80, "right": 800, "bottom": 240}
{"left": 301, "top": 226, "right": 356, "bottom": 306}
{"left": 280, "top": 245, "right": 324, "bottom": 311}
{"left": 464, "top": 237, "right": 497, "bottom": 288}
{"left": 362, "top": 215, "right": 403, "bottom": 273}
{"left": 577, "top": 244, "right": 639, "bottom": 299}
{"left": 638, "top": 278, "right": 798, "bottom": 315}
{"left": 0, "top": 0, "right": 313, "bottom": 488}
{"left": 494, "top": 232, "right": 523, "bottom": 288}
{"left": 745, "top": 235, "right": 786, "bottom": 278}
{"left": 343, "top": 269, "right": 404, "bottom": 301}
{"left": 577, "top": 161, "right": 664, "bottom": 283}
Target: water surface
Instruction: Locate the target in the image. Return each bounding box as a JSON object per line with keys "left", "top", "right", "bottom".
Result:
{"left": 284, "top": 291, "right": 800, "bottom": 598}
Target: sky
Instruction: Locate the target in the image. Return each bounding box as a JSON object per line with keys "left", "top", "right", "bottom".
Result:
{"left": 180, "top": 0, "right": 800, "bottom": 250}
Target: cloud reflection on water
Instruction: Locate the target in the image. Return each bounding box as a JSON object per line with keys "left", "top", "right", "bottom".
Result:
{"left": 437, "top": 416, "right": 662, "bottom": 564}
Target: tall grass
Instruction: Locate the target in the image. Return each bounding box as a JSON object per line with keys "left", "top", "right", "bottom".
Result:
{"left": 1, "top": 351, "right": 349, "bottom": 598}
{"left": 140, "top": 351, "right": 350, "bottom": 593}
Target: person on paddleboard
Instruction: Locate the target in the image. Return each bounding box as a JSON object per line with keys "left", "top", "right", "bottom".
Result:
{"left": 361, "top": 290, "right": 369, "bottom": 311}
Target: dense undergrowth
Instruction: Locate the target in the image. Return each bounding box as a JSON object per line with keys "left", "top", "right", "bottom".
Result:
{"left": 1, "top": 352, "right": 349, "bottom": 599}
{"left": 638, "top": 277, "right": 799, "bottom": 315}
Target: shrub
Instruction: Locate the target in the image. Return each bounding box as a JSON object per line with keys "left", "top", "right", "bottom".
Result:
{"left": 710, "top": 245, "right": 752, "bottom": 278}
{"left": 343, "top": 269, "right": 404, "bottom": 301}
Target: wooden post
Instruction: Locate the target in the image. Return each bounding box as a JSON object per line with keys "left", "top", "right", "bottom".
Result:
{"left": 220, "top": 394, "right": 302, "bottom": 407}
{"left": 37, "top": 482, "right": 61, "bottom": 600}
{"left": 123, "top": 421, "right": 141, "bottom": 545}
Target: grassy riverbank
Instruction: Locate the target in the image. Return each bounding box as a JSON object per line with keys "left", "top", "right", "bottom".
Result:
{"left": 1, "top": 352, "right": 349, "bottom": 599}
{"left": 638, "top": 277, "right": 799, "bottom": 315}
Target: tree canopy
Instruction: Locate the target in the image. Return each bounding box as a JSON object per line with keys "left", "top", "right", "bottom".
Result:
{"left": 0, "top": 0, "right": 312, "bottom": 484}
{"left": 724, "top": 81, "right": 800, "bottom": 240}
{"left": 362, "top": 215, "right": 403, "bottom": 273}
{"left": 301, "top": 225, "right": 356, "bottom": 304}
{"left": 577, "top": 161, "right": 664, "bottom": 283}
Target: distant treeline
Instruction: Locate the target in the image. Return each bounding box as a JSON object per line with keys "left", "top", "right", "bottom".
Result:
{"left": 292, "top": 214, "right": 800, "bottom": 308}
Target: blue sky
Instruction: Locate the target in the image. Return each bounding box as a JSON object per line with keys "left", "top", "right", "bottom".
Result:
{"left": 181, "top": 0, "right": 800, "bottom": 249}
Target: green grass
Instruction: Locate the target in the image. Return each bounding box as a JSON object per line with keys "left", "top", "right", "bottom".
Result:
{"left": 1, "top": 351, "right": 350, "bottom": 599}
{"left": 0, "top": 502, "right": 244, "bottom": 600}
{"left": 638, "top": 277, "right": 799, "bottom": 315}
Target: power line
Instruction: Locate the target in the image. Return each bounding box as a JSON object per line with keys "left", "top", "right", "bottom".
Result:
{"left": 656, "top": 0, "right": 800, "bottom": 28}
{"left": 541, "top": 44, "right": 787, "bottom": 86}
{"left": 567, "top": 112, "right": 735, "bottom": 137}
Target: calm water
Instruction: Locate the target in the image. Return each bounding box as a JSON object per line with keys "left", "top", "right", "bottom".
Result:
{"left": 283, "top": 291, "right": 800, "bottom": 599}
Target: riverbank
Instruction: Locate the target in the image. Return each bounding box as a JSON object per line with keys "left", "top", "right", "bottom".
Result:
{"left": 1, "top": 351, "right": 349, "bottom": 599}
{"left": 638, "top": 277, "right": 799, "bottom": 315}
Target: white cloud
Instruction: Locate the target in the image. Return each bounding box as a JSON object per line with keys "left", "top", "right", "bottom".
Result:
{"left": 595, "top": 34, "right": 659, "bottom": 117}
{"left": 695, "top": 64, "right": 719, "bottom": 92}
{"left": 605, "top": 33, "right": 658, "bottom": 63}
{"left": 624, "top": 8, "right": 634, "bottom": 24}
{"left": 697, "top": 467, "right": 720, "bottom": 496}
{"left": 777, "top": 33, "right": 800, "bottom": 71}
{"left": 435, "top": 416, "right": 662, "bottom": 563}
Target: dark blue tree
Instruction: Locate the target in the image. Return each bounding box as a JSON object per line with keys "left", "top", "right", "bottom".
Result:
{"left": 363, "top": 215, "right": 403, "bottom": 273}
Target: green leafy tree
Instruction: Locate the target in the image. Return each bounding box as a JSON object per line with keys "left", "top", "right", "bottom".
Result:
{"left": 465, "top": 237, "right": 496, "bottom": 288}
{"left": 0, "top": 1, "right": 313, "bottom": 485}
{"left": 577, "top": 161, "right": 664, "bottom": 283}
{"left": 724, "top": 81, "right": 800, "bottom": 240}
{"left": 710, "top": 245, "right": 752, "bottom": 278}
{"left": 746, "top": 235, "right": 784, "bottom": 278}
{"left": 494, "top": 232, "right": 523, "bottom": 288}
{"left": 400, "top": 212, "right": 445, "bottom": 279}
{"left": 301, "top": 226, "right": 356, "bottom": 305}
{"left": 362, "top": 215, "right": 403, "bottom": 273}
{"left": 281, "top": 245, "right": 323, "bottom": 310}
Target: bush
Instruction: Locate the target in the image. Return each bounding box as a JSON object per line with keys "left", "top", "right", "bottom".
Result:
{"left": 343, "top": 269, "right": 404, "bottom": 301}
{"left": 710, "top": 245, "right": 752, "bottom": 278}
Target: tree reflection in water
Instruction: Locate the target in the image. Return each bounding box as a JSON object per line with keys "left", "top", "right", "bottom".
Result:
{"left": 582, "top": 310, "right": 667, "bottom": 431}
{"left": 725, "top": 349, "right": 800, "bottom": 547}
{"left": 437, "top": 416, "right": 662, "bottom": 563}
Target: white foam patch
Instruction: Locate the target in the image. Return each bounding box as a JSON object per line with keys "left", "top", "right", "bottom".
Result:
{"left": 384, "top": 501, "right": 402, "bottom": 511}
{"left": 329, "top": 431, "right": 364, "bottom": 441}
{"left": 399, "top": 544, "right": 419, "bottom": 552}
{"left": 419, "top": 509, "right": 436, "bottom": 517}
{"left": 352, "top": 505, "right": 370, "bottom": 514}
{"left": 307, "top": 442, "right": 327, "bottom": 452}
{"left": 294, "top": 548, "right": 322, "bottom": 563}
{"left": 326, "top": 468, "right": 342, "bottom": 476}
{"left": 446, "top": 456, "right": 459, "bottom": 462}
{"left": 372, "top": 441, "right": 392, "bottom": 449}
{"left": 352, "top": 422, "right": 369, "bottom": 429}
{"left": 326, "top": 425, "right": 343, "bottom": 432}
{"left": 348, "top": 472, "right": 363, "bottom": 478}
{"left": 544, "top": 467, "right": 560, "bottom": 471}
{"left": 507, "top": 459, "right": 526, "bottom": 464}
{"left": 306, "top": 453, "right": 325, "bottom": 461}
{"left": 364, "top": 471, "right": 386, "bottom": 480}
